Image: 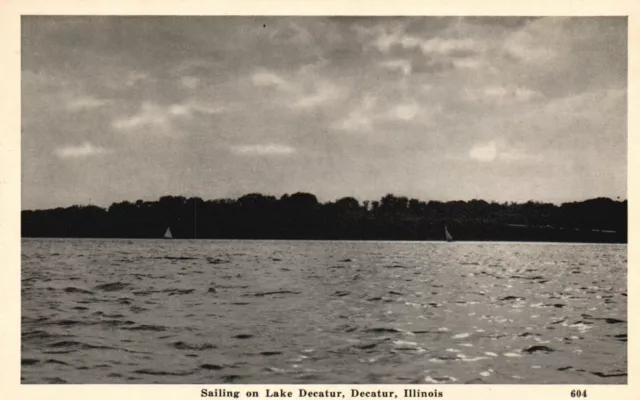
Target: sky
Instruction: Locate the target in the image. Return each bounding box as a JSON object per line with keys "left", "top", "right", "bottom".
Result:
{"left": 21, "top": 16, "right": 627, "bottom": 210}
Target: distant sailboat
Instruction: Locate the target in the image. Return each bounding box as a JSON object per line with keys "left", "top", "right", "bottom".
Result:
{"left": 164, "top": 227, "right": 173, "bottom": 239}
{"left": 445, "top": 225, "right": 453, "bottom": 242}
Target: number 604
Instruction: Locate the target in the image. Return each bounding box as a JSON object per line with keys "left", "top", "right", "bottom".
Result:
{"left": 571, "top": 390, "right": 587, "bottom": 398}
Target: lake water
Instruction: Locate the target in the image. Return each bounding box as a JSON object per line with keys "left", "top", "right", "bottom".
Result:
{"left": 21, "top": 239, "right": 627, "bottom": 384}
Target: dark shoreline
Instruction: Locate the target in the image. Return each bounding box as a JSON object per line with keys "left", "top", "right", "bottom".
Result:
{"left": 21, "top": 193, "right": 627, "bottom": 244}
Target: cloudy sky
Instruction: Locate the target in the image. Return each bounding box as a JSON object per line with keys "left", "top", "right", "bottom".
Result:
{"left": 21, "top": 16, "right": 627, "bottom": 210}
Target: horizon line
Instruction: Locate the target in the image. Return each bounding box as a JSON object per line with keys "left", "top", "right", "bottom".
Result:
{"left": 21, "top": 192, "right": 628, "bottom": 212}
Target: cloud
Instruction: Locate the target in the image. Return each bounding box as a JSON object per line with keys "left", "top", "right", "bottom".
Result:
{"left": 169, "top": 104, "right": 191, "bottom": 116}
{"left": 181, "top": 76, "right": 200, "bottom": 89}
{"left": 379, "top": 59, "right": 412, "bottom": 75}
{"left": 112, "top": 102, "right": 171, "bottom": 132}
{"left": 485, "top": 86, "right": 542, "bottom": 102}
{"left": 452, "top": 57, "right": 486, "bottom": 70}
{"left": 269, "top": 20, "right": 315, "bottom": 46}
{"left": 112, "top": 100, "right": 232, "bottom": 133}
{"left": 356, "top": 20, "right": 479, "bottom": 58}
{"left": 103, "top": 71, "right": 150, "bottom": 90}
{"left": 124, "top": 71, "right": 150, "bottom": 87}
{"left": 542, "top": 88, "right": 625, "bottom": 118}
{"left": 469, "top": 141, "right": 498, "bottom": 162}
{"left": 419, "top": 38, "right": 476, "bottom": 55}
{"left": 251, "top": 70, "right": 291, "bottom": 90}
{"left": 251, "top": 66, "right": 345, "bottom": 110}
{"left": 468, "top": 141, "right": 540, "bottom": 163}
{"left": 334, "top": 93, "right": 434, "bottom": 132}
{"left": 20, "top": 17, "right": 627, "bottom": 209}
{"left": 54, "top": 142, "right": 111, "bottom": 159}
{"left": 230, "top": 144, "right": 296, "bottom": 156}
{"left": 293, "top": 80, "right": 342, "bottom": 109}
{"left": 354, "top": 21, "right": 418, "bottom": 54}
{"left": 166, "top": 101, "right": 236, "bottom": 117}
{"left": 356, "top": 21, "right": 487, "bottom": 79}
{"left": 388, "top": 103, "right": 420, "bottom": 121}
{"left": 331, "top": 95, "right": 377, "bottom": 132}
{"left": 187, "top": 102, "right": 236, "bottom": 115}
{"left": 502, "top": 18, "right": 563, "bottom": 65}
{"left": 332, "top": 111, "right": 373, "bottom": 132}
{"left": 65, "top": 96, "right": 109, "bottom": 111}
{"left": 465, "top": 85, "right": 543, "bottom": 104}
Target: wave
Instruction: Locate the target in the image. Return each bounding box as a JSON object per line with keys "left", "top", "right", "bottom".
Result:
{"left": 45, "top": 319, "right": 93, "bottom": 327}
{"left": 101, "top": 320, "right": 136, "bottom": 327}
{"left": 234, "top": 334, "right": 253, "bottom": 339}
{"left": 48, "top": 340, "right": 114, "bottom": 350}
{"left": 64, "top": 287, "right": 94, "bottom": 295}
{"left": 171, "top": 341, "right": 216, "bottom": 350}
{"left": 522, "top": 345, "right": 555, "bottom": 354}
{"left": 251, "top": 290, "right": 301, "bottom": 297}
{"left": 124, "top": 324, "right": 166, "bottom": 332}
{"left": 259, "top": 351, "right": 282, "bottom": 356}
{"left": 200, "top": 364, "right": 224, "bottom": 370}
{"left": 45, "top": 359, "right": 70, "bottom": 365}
{"left": 590, "top": 371, "right": 627, "bottom": 378}
{"left": 94, "top": 282, "right": 130, "bottom": 292}
{"left": 164, "top": 289, "right": 195, "bottom": 296}
{"left": 364, "top": 327, "right": 402, "bottom": 333}
{"left": 22, "top": 330, "right": 70, "bottom": 340}
{"left": 134, "top": 369, "right": 194, "bottom": 376}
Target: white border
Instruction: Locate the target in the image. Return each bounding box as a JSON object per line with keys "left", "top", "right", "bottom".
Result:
{"left": 1, "top": 1, "right": 636, "bottom": 399}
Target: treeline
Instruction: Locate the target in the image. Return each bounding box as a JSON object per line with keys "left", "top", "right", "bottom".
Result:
{"left": 21, "top": 193, "right": 627, "bottom": 243}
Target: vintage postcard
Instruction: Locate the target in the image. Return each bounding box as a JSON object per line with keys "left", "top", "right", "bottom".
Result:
{"left": 0, "top": 1, "right": 637, "bottom": 400}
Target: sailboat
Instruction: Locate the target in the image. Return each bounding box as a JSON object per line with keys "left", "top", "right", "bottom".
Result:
{"left": 164, "top": 227, "right": 173, "bottom": 239}
{"left": 445, "top": 225, "right": 454, "bottom": 242}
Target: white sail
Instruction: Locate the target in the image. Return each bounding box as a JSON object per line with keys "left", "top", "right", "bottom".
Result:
{"left": 445, "top": 225, "right": 453, "bottom": 242}
{"left": 164, "top": 227, "right": 173, "bottom": 239}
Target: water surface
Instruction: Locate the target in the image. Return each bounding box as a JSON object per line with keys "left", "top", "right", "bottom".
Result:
{"left": 21, "top": 239, "right": 627, "bottom": 384}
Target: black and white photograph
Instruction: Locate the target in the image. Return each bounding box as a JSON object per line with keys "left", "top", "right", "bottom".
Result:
{"left": 17, "top": 14, "right": 628, "bottom": 386}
